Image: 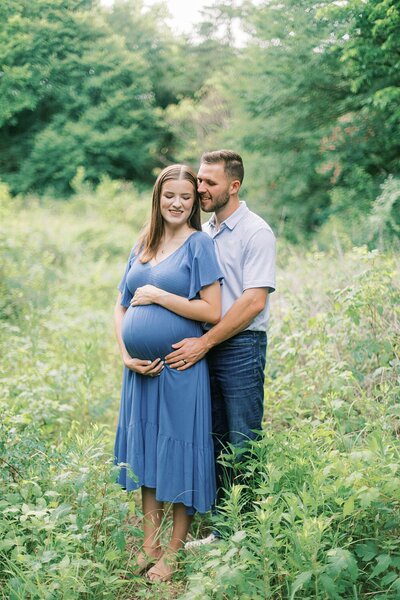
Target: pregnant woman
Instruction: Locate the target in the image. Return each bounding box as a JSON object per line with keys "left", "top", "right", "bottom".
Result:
{"left": 113, "top": 164, "right": 222, "bottom": 582}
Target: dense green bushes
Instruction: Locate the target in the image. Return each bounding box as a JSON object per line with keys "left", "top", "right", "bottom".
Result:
{"left": 1, "top": 186, "right": 399, "bottom": 598}
{"left": 0, "top": 422, "right": 130, "bottom": 599}
{"left": 0, "top": 183, "right": 144, "bottom": 598}
{"left": 182, "top": 246, "right": 400, "bottom": 599}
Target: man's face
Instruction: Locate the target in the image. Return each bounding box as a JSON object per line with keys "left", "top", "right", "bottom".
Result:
{"left": 197, "top": 162, "right": 231, "bottom": 213}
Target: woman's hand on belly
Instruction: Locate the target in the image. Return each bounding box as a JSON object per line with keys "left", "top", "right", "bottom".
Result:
{"left": 130, "top": 285, "right": 164, "bottom": 306}
{"left": 124, "top": 356, "right": 164, "bottom": 377}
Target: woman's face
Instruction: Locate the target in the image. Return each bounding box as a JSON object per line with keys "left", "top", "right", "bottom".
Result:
{"left": 160, "top": 179, "right": 196, "bottom": 228}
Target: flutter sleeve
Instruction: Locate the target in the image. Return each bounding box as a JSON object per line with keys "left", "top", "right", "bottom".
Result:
{"left": 118, "top": 246, "right": 137, "bottom": 307}
{"left": 188, "top": 232, "right": 223, "bottom": 300}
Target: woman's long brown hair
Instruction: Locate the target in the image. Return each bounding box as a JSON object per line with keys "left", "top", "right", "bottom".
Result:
{"left": 137, "top": 164, "right": 201, "bottom": 263}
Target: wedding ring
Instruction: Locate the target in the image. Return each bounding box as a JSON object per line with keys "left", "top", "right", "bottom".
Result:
{"left": 182, "top": 359, "right": 187, "bottom": 365}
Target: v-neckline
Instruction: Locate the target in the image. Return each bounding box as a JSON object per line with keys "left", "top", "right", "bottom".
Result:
{"left": 148, "top": 231, "right": 198, "bottom": 268}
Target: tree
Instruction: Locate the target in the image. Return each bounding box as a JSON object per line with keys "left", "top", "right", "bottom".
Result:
{"left": 231, "top": 0, "right": 400, "bottom": 237}
{"left": 0, "top": 0, "right": 166, "bottom": 194}
{"left": 224, "top": 0, "right": 350, "bottom": 237}
{"left": 105, "top": 0, "right": 182, "bottom": 109}
{"left": 321, "top": 0, "right": 400, "bottom": 220}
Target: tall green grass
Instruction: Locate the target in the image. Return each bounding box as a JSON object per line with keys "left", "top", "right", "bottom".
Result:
{"left": 1, "top": 181, "right": 399, "bottom": 598}
{"left": 182, "top": 247, "right": 400, "bottom": 599}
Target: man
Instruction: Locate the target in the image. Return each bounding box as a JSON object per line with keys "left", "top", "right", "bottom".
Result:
{"left": 165, "top": 150, "right": 276, "bottom": 544}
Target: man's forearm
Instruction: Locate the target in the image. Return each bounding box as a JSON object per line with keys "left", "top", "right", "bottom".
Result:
{"left": 165, "top": 288, "right": 269, "bottom": 369}
{"left": 203, "top": 289, "right": 268, "bottom": 349}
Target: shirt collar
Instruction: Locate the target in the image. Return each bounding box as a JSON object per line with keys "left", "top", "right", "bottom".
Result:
{"left": 208, "top": 201, "right": 248, "bottom": 231}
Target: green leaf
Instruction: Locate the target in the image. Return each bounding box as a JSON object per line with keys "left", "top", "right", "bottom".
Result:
{"left": 381, "top": 572, "right": 398, "bottom": 586}
{"left": 319, "top": 574, "right": 341, "bottom": 599}
{"left": 231, "top": 530, "right": 246, "bottom": 543}
{"left": 343, "top": 496, "right": 354, "bottom": 517}
{"left": 0, "top": 539, "right": 17, "bottom": 551}
{"left": 222, "top": 547, "right": 238, "bottom": 562}
{"left": 327, "top": 548, "right": 359, "bottom": 581}
{"left": 290, "top": 571, "right": 312, "bottom": 599}
{"left": 355, "top": 542, "right": 378, "bottom": 562}
{"left": 41, "top": 550, "right": 58, "bottom": 564}
{"left": 58, "top": 555, "right": 70, "bottom": 568}
{"left": 112, "top": 530, "right": 125, "bottom": 551}
{"left": 370, "top": 554, "right": 391, "bottom": 578}
{"left": 104, "top": 550, "right": 120, "bottom": 562}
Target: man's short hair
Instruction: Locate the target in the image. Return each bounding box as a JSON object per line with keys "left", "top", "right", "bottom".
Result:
{"left": 201, "top": 149, "right": 244, "bottom": 184}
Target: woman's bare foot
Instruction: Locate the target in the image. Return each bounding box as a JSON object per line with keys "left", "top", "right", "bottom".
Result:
{"left": 146, "top": 553, "right": 176, "bottom": 582}
{"left": 132, "top": 546, "right": 163, "bottom": 576}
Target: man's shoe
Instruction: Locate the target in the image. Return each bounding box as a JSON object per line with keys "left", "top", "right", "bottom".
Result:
{"left": 184, "top": 532, "right": 220, "bottom": 550}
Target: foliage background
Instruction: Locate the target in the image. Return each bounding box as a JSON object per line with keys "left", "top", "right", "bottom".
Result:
{"left": 1, "top": 0, "right": 399, "bottom": 598}
{"left": 1, "top": 0, "right": 399, "bottom": 240}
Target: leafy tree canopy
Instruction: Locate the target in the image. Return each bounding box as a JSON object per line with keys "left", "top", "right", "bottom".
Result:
{"left": 0, "top": 0, "right": 168, "bottom": 194}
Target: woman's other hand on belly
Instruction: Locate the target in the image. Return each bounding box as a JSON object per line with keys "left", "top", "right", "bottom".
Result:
{"left": 124, "top": 356, "right": 164, "bottom": 377}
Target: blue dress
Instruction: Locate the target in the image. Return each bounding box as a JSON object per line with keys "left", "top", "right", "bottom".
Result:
{"left": 114, "top": 231, "right": 223, "bottom": 514}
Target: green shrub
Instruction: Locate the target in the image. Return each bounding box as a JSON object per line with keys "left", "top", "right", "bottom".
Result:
{"left": 0, "top": 419, "right": 130, "bottom": 599}
{"left": 1, "top": 190, "right": 399, "bottom": 598}
{"left": 182, "top": 246, "right": 400, "bottom": 599}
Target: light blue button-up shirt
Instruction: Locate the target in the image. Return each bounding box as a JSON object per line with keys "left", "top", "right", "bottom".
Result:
{"left": 203, "top": 201, "right": 276, "bottom": 332}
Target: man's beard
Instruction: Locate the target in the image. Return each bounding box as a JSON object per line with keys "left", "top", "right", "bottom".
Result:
{"left": 200, "top": 190, "right": 230, "bottom": 213}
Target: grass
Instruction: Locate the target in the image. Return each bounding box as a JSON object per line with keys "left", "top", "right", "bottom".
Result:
{"left": 1, "top": 181, "right": 399, "bottom": 598}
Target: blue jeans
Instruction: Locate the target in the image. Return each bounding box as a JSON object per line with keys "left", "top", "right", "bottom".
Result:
{"left": 207, "top": 330, "right": 267, "bottom": 500}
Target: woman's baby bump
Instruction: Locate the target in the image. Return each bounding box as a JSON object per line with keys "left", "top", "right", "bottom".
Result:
{"left": 122, "top": 304, "right": 202, "bottom": 361}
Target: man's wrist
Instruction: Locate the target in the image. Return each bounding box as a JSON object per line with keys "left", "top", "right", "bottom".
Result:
{"left": 202, "top": 330, "right": 216, "bottom": 351}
